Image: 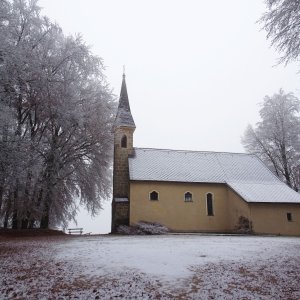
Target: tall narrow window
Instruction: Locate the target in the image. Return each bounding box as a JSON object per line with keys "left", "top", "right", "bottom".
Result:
{"left": 184, "top": 192, "right": 192, "bottom": 202}
{"left": 150, "top": 191, "right": 159, "bottom": 201}
{"left": 121, "top": 135, "right": 127, "bottom": 148}
{"left": 287, "top": 212, "right": 292, "bottom": 222}
{"left": 206, "top": 193, "right": 214, "bottom": 216}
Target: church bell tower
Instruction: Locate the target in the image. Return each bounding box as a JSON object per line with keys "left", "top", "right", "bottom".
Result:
{"left": 111, "top": 73, "right": 135, "bottom": 232}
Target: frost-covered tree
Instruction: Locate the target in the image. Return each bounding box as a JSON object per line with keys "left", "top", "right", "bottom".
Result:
{"left": 260, "top": 0, "right": 300, "bottom": 64}
{"left": 0, "top": 0, "right": 114, "bottom": 229}
{"left": 242, "top": 89, "right": 300, "bottom": 191}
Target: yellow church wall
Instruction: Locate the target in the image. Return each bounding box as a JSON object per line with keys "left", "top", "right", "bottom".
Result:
{"left": 227, "top": 188, "right": 251, "bottom": 230}
{"left": 129, "top": 181, "right": 300, "bottom": 235}
{"left": 249, "top": 203, "right": 300, "bottom": 236}
{"left": 129, "top": 181, "right": 233, "bottom": 232}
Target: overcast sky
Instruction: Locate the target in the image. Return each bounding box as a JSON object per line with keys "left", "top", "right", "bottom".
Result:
{"left": 38, "top": 0, "right": 300, "bottom": 234}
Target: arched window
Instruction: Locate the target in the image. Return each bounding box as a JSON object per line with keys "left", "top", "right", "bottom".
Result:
{"left": 121, "top": 135, "right": 127, "bottom": 148}
{"left": 206, "top": 193, "right": 214, "bottom": 216}
{"left": 150, "top": 191, "right": 159, "bottom": 201}
{"left": 184, "top": 192, "right": 192, "bottom": 202}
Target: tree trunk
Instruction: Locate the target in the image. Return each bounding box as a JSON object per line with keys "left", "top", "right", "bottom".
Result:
{"left": 40, "top": 202, "right": 49, "bottom": 229}
{"left": 21, "top": 219, "right": 28, "bottom": 229}
{"left": 12, "top": 211, "right": 18, "bottom": 229}
{"left": 28, "top": 219, "right": 35, "bottom": 229}
{"left": 281, "top": 145, "right": 292, "bottom": 188}
{"left": 3, "top": 210, "right": 9, "bottom": 229}
{"left": 39, "top": 131, "right": 58, "bottom": 230}
{"left": 3, "top": 190, "right": 12, "bottom": 228}
{"left": 0, "top": 186, "right": 3, "bottom": 215}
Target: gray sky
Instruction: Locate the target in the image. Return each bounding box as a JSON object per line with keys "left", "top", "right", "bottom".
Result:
{"left": 39, "top": 0, "right": 300, "bottom": 234}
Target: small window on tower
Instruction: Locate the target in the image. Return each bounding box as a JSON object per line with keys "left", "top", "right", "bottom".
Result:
{"left": 184, "top": 192, "right": 193, "bottom": 202}
{"left": 150, "top": 191, "right": 159, "bottom": 201}
{"left": 287, "top": 212, "right": 292, "bottom": 222}
{"left": 121, "top": 135, "right": 127, "bottom": 148}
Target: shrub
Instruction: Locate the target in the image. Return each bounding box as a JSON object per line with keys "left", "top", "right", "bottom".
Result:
{"left": 116, "top": 221, "right": 169, "bottom": 235}
{"left": 235, "top": 216, "right": 253, "bottom": 234}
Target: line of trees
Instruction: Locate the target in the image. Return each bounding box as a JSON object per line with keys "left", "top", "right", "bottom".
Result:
{"left": 0, "top": 0, "right": 114, "bottom": 229}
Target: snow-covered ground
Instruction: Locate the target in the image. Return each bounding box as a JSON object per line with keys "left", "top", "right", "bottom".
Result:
{"left": 1, "top": 234, "right": 300, "bottom": 299}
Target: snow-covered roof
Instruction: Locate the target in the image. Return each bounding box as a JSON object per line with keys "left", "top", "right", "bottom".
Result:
{"left": 227, "top": 182, "right": 300, "bottom": 203}
{"left": 128, "top": 148, "right": 300, "bottom": 203}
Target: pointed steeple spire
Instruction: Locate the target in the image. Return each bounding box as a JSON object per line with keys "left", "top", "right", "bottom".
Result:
{"left": 114, "top": 72, "right": 136, "bottom": 129}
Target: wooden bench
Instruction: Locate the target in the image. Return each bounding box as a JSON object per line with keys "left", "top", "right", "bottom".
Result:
{"left": 68, "top": 228, "right": 83, "bottom": 235}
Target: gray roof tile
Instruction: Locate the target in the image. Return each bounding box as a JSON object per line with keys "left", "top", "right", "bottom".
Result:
{"left": 227, "top": 182, "right": 300, "bottom": 203}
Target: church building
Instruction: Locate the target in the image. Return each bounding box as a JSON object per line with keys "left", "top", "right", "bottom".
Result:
{"left": 111, "top": 74, "right": 300, "bottom": 236}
